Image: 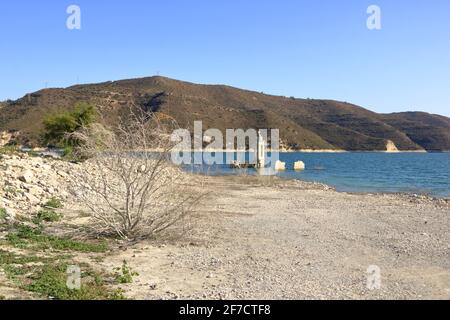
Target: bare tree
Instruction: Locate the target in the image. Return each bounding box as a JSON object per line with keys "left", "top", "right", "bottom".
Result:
{"left": 69, "top": 111, "right": 202, "bottom": 240}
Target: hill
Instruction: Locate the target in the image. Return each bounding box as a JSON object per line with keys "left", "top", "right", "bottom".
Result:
{"left": 1, "top": 76, "right": 449, "bottom": 151}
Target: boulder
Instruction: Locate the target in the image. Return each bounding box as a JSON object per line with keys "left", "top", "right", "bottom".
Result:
{"left": 24, "top": 192, "right": 40, "bottom": 205}
{"left": 57, "top": 171, "right": 69, "bottom": 178}
{"left": 294, "top": 161, "right": 306, "bottom": 171}
{"left": 0, "top": 131, "right": 13, "bottom": 147}
{"left": 19, "top": 170, "right": 34, "bottom": 183}
{"left": 26, "top": 185, "right": 44, "bottom": 196}
{"left": 275, "top": 161, "right": 286, "bottom": 171}
{"left": 45, "top": 186, "right": 56, "bottom": 195}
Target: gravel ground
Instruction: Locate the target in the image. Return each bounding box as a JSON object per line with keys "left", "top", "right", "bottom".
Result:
{"left": 100, "top": 175, "right": 450, "bottom": 300}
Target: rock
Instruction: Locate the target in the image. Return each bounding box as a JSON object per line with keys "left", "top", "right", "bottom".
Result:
{"left": 45, "top": 187, "right": 55, "bottom": 194}
{"left": 27, "top": 185, "right": 44, "bottom": 196}
{"left": 0, "top": 207, "right": 16, "bottom": 224}
{"left": 36, "top": 163, "right": 51, "bottom": 171}
{"left": 24, "top": 193, "right": 40, "bottom": 205}
{"left": 0, "top": 131, "right": 13, "bottom": 147}
{"left": 57, "top": 171, "right": 68, "bottom": 178}
{"left": 275, "top": 161, "right": 286, "bottom": 171}
{"left": 203, "top": 135, "right": 213, "bottom": 143}
{"left": 19, "top": 170, "right": 34, "bottom": 183}
{"left": 294, "top": 161, "right": 305, "bottom": 171}
{"left": 386, "top": 140, "right": 399, "bottom": 153}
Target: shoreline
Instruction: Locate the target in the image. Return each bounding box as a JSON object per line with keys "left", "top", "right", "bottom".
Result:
{"left": 1, "top": 153, "right": 449, "bottom": 299}
{"left": 171, "top": 149, "right": 435, "bottom": 153}
{"left": 195, "top": 171, "right": 450, "bottom": 201}
{"left": 20, "top": 147, "right": 450, "bottom": 154}
{"left": 10, "top": 149, "right": 450, "bottom": 199}
{"left": 96, "top": 175, "right": 450, "bottom": 299}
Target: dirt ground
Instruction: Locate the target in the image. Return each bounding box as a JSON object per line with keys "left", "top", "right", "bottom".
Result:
{"left": 94, "top": 175, "right": 450, "bottom": 300}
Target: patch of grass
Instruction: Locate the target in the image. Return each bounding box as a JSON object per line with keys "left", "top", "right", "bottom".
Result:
{"left": 113, "top": 260, "right": 139, "bottom": 284}
{"left": 3, "top": 187, "right": 19, "bottom": 196}
{"left": 0, "top": 251, "right": 50, "bottom": 284}
{"left": 26, "top": 263, "right": 125, "bottom": 300}
{"left": 0, "top": 250, "right": 54, "bottom": 283}
{"left": 3, "top": 264, "right": 30, "bottom": 278}
{"left": 0, "top": 146, "right": 19, "bottom": 155}
{"left": 0, "top": 251, "right": 124, "bottom": 300}
{"left": 31, "top": 199, "right": 64, "bottom": 225}
{"left": 1, "top": 224, "right": 125, "bottom": 300}
{"left": 6, "top": 225, "right": 108, "bottom": 253}
{"left": 0, "top": 208, "right": 6, "bottom": 220}
{"left": 43, "top": 198, "right": 64, "bottom": 209}
{"left": 0, "top": 250, "right": 45, "bottom": 265}
{"left": 62, "top": 145, "right": 74, "bottom": 159}
{"left": 33, "top": 210, "right": 62, "bottom": 224}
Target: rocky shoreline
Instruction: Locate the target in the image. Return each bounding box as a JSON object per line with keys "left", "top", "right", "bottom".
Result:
{"left": 1, "top": 152, "right": 449, "bottom": 299}
{"left": 0, "top": 153, "right": 73, "bottom": 222}
{"left": 1, "top": 152, "right": 448, "bottom": 223}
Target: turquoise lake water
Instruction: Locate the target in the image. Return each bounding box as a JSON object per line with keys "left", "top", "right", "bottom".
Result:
{"left": 184, "top": 152, "right": 450, "bottom": 198}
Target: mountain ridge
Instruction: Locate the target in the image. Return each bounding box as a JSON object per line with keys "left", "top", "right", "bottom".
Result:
{"left": 1, "top": 76, "right": 449, "bottom": 151}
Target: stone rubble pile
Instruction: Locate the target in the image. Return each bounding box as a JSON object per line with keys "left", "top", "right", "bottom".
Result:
{"left": 1, "top": 152, "right": 191, "bottom": 224}
{"left": 0, "top": 153, "right": 74, "bottom": 222}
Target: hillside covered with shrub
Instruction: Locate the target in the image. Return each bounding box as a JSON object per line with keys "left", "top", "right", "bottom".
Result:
{"left": 1, "top": 76, "right": 450, "bottom": 151}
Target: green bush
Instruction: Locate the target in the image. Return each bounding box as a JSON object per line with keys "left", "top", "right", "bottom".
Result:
{"left": 114, "top": 260, "right": 139, "bottom": 284}
{"left": 27, "top": 263, "right": 125, "bottom": 300}
{"left": 33, "top": 210, "right": 62, "bottom": 224}
{"left": 43, "top": 102, "right": 96, "bottom": 148}
{"left": 31, "top": 199, "right": 64, "bottom": 224}
{"left": 0, "top": 146, "right": 19, "bottom": 155}
{"left": 0, "top": 208, "right": 7, "bottom": 220}
{"left": 0, "top": 250, "right": 124, "bottom": 300}
{"left": 44, "top": 198, "right": 64, "bottom": 209}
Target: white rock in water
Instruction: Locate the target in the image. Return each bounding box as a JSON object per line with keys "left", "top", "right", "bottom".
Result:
{"left": 19, "top": 170, "right": 34, "bottom": 183}
{"left": 275, "top": 161, "right": 286, "bottom": 171}
{"left": 294, "top": 161, "right": 305, "bottom": 171}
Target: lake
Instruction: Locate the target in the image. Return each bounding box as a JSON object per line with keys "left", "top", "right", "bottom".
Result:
{"left": 184, "top": 152, "right": 450, "bottom": 198}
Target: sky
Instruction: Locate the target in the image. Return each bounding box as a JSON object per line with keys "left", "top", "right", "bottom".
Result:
{"left": 0, "top": 0, "right": 449, "bottom": 116}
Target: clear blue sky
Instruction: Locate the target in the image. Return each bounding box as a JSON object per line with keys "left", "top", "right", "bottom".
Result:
{"left": 1, "top": 0, "right": 449, "bottom": 116}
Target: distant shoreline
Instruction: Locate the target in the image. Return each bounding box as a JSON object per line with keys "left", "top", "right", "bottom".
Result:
{"left": 170, "top": 149, "right": 438, "bottom": 153}
{"left": 22, "top": 147, "right": 450, "bottom": 155}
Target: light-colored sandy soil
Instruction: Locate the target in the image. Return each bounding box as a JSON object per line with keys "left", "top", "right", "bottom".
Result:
{"left": 96, "top": 176, "right": 450, "bottom": 300}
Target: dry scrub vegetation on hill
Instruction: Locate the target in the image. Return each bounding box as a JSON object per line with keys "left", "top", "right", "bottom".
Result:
{"left": 1, "top": 76, "right": 450, "bottom": 151}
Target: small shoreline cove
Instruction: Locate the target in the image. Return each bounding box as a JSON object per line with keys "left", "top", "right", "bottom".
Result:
{"left": 184, "top": 152, "right": 450, "bottom": 198}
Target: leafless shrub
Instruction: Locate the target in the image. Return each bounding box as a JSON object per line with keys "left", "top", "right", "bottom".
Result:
{"left": 69, "top": 111, "right": 203, "bottom": 240}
